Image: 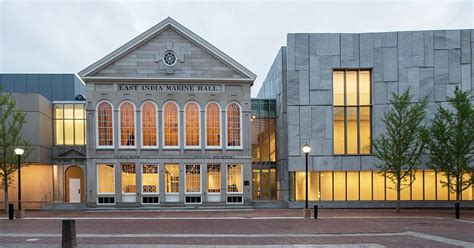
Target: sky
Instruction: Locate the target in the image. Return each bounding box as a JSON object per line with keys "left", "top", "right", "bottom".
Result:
{"left": 1, "top": 0, "right": 473, "bottom": 96}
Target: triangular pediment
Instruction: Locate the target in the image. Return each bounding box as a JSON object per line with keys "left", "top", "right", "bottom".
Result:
{"left": 54, "top": 147, "right": 86, "bottom": 159}
{"left": 79, "top": 17, "right": 256, "bottom": 83}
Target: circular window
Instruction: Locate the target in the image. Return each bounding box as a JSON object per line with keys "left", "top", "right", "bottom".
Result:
{"left": 163, "top": 51, "right": 177, "bottom": 66}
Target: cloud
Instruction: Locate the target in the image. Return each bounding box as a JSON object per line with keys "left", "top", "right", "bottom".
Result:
{"left": 1, "top": 0, "right": 472, "bottom": 96}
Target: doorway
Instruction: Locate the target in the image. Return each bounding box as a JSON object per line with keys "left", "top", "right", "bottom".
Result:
{"left": 65, "top": 166, "right": 84, "bottom": 203}
{"left": 252, "top": 167, "right": 277, "bottom": 200}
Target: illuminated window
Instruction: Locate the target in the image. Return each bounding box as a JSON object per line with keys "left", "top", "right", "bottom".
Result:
{"left": 227, "top": 102, "right": 241, "bottom": 147}
{"left": 347, "top": 171, "right": 359, "bottom": 201}
{"left": 185, "top": 164, "right": 201, "bottom": 193}
{"left": 227, "top": 164, "right": 242, "bottom": 193}
{"left": 163, "top": 102, "right": 179, "bottom": 147}
{"left": 360, "top": 171, "right": 372, "bottom": 200}
{"left": 98, "top": 164, "right": 114, "bottom": 193}
{"left": 142, "top": 164, "right": 158, "bottom": 194}
{"left": 412, "top": 171, "right": 424, "bottom": 200}
{"left": 373, "top": 171, "right": 385, "bottom": 200}
{"left": 97, "top": 101, "right": 113, "bottom": 147}
{"left": 119, "top": 101, "right": 135, "bottom": 147}
{"left": 424, "top": 170, "right": 436, "bottom": 200}
{"left": 334, "top": 171, "right": 346, "bottom": 201}
{"left": 54, "top": 103, "right": 86, "bottom": 146}
{"left": 185, "top": 102, "right": 200, "bottom": 147}
{"left": 294, "top": 172, "right": 319, "bottom": 201}
{"left": 206, "top": 102, "right": 221, "bottom": 147}
{"left": 320, "top": 171, "right": 333, "bottom": 201}
{"left": 121, "top": 164, "right": 136, "bottom": 193}
{"left": 165, "top": 164, "right": 179, "bottom": 193}
{"left": 141, "top": 102, "right": 157, "bottom": 147}
{"left": 208, "top": 164, "right": 221, "bottom": 193}
{"left": 333, "top": 70, "right": 371, "bottom": 154}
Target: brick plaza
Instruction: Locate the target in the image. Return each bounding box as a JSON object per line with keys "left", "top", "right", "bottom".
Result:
{"left": 0, "top": 209, "right": 473, "bottom": 247}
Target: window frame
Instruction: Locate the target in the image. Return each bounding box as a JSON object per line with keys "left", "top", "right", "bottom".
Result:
{"left": 140, "top": 101, "right": 159, "bottom": 149}
{"left": 118, "top": 101, "right": 137, "bottom": 149}
{"left": 205, "top": 101, "right": 222, "bottom": 149}
{"left": 184, "top": 101, "right": 201, "bottom": 149}
{"left": 141, "top": 164, "right": 159, "bottom": 195}
{"left": 333, "top": 69, "right": 373, "bottom": 155}
{"left": 121, "top": 163, "right": 137, "bottom": 195}
{"left": 225, "top": 101, "right": 243, "bottom": 150}
{"left": 185, "top": 164, "right": 202, "bottom": 194}
{"left": 96, "top": 164, "right": 115, "bottom": 195}
{"left": 162, "top": 101, "right": 180, "bottom": 149}
{"left": 95, "top": 100, "right": 114, "bottom": 149}
{"left": 53, "top": 101, "right": 86, "bottom": 146}
{"left": 226, "top": 164, "right": 243, "bottom": 194}
{"left": 164, "top": 163, "right": 180, "bottom": 195}
{"left": 207, "top": 164, "right": 221, "bottom": 194}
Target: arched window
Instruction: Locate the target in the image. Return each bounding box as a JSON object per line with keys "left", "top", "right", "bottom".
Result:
{"left": 185, "top": 102, "right": 200, "bottom": 147}
{"left": 120, "top": 101, "right": 135, "bottom": 147}
{"left": 206, "top": 102, "right": 221, "bottom": 147}
{"left": 227, "top": 102, "right": 241, "bottom": 148}
{"left": 163, "top": 101, "right": 179, "bottom": 147}
{"left": 97, "top": 101, "right": 113, "bottom": 147}
{"left": 141, "top": 101, "right": 157, "bottom": 147}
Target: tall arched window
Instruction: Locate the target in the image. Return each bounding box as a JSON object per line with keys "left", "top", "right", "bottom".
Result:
{"left": 163, "top": 101, "right": 179, "bottom": 147}
{"left": 97, "top": 101, "right": 113, "bottom": 147}
{"left": 141, "top": 101, "right": 157, "bottom": 147}
{"left": 120, "top": 101, "right": 135, "bottom": 147}
{"left": 185, "top": 102, "right": 200, "bottom": 147}
{"left": 206, "top": 102, "right": 221, "bottom": 147}
{"left": 227, "top": 102, "right": 241, "bottom": 148}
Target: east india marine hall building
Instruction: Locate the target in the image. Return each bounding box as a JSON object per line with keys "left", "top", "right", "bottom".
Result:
{"left": 0, "top": 17, "right": 473, "bottom": 209}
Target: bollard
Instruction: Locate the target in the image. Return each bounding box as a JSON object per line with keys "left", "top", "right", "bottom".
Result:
{"left": 455, "top": 203, "right": 460, "bottom": 219}
{"left": 8, "top": 204, "right": 14, "bottom": 220}
{"left": 314, "top": 205, "right": 318, "bottom": 219}
{"left": 62, "top": 219, "right": 77, "bottom": 248}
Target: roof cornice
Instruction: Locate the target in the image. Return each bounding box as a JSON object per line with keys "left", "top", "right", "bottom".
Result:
{"left": 78, "top": 17, "right": 256, "bottom": 82}
{"left": 81, "top": 76, "right": 254, "bottom": 83}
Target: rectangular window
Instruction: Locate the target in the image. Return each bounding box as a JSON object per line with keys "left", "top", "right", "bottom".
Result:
{"left": 424, "top": 171, "right": 436, "bottom": 200}
{"left": 207, "top": 164, "right": 221, "bottom": 193}
{"left": 227, "top": 164, "right": 242, "bottom": 193}
{"left": 295, "top": 172, "right": 319, "bottom": 201}
{"left": 185, "top": 164, "right": 201, "bottom": 193}
{"left": 437, "top": 172, "right": 449, "bottom": 200}
{"left": 412, "top": 171, "right": 424, "bottom": 200}
{"left": 333, "top": 171, "right": 346, "bottom": 201}
{"left": 373, "top": 172, "right": 385, "bottom": 200}
{"left": 360, "top": 171, "right": 372, "bottom": 200}
{"left": 54, "top": 103, "right": 86, "bottom": 146}
{"left": 333, "top": 70, "right": 371, "bottom": 154}
{"left": 165, "top": 164, "right": 179, "bottom": 193}
{"left": 347, "top": 171, "right": 359, "bottom": 201}
{"left": 320, "top": 171, "right": 333, "bottom": 201}
{"left": 98, "top": 164, "right": 114, "bottom": 194}
{"left": 142, "top": 164, "right": 158, "bottom": 194}
{"left": 121, "top": 164, "right": 136, "bottom": 194}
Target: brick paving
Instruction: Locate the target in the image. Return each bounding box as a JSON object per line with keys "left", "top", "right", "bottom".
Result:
{"left": 0, "top": 209, "right": 473, "bottom": 247}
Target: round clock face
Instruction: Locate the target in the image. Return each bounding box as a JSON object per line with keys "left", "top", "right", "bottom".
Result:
{"left": 163, "top": 51, "right": 177, "bottom": 66}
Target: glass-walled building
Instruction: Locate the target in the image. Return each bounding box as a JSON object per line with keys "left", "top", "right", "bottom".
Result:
{"left": 251, "top": 99, "right": 277, "bottom": 201}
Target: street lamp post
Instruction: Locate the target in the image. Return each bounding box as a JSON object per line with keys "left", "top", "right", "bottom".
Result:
{"left": 302, "top": 143, "right": 311, "bottom": 218}
{"left": 15, "top": 148, "right": 24, "bottom": 211}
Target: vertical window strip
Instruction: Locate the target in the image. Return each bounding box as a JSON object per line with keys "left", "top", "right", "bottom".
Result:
{"left": 120, "top": 102, "right": 135, "bottom": 147}
{"left": 142, "top": 102, "right": 157, "bottom": 147}
{"left": 227, "top": 103, "right": 241, "bottom": 147}
{"left": 164, "top": 102, "right": 179, "bottom": 146}
{"left": 97, "top": 101, "right": 113, "bottom": 147}
{"left": 185, "top": 103, "right": 200, "bottom": 147}
{"left": 206, "top": 103, "right": 220, "bottom": 147}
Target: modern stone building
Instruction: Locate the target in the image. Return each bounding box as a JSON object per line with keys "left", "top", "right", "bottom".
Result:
{"left": 1, "top": 18, "right": 473, "bottom": 209}
{"left": 258, "top": 30, "right": 474, "bottom": 207}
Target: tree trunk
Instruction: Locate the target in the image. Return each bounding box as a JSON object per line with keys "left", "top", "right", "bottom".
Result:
{"left": 396, "top": 181, "right": 401, "bottom": 213}
{"left": 3, "top": 178, "right": 8, "bottom": 214}
{"left": 456, "top": 176, "right": 460, "bottom": 203}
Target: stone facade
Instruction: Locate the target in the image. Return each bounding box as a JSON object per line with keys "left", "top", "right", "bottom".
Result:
{"left": 80, "top": 18, "right": 256, "bottom": 207}
{"left": 259, "top": 29, "right": 474, "bottom": 202}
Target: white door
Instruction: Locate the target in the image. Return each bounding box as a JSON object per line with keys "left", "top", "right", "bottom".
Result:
{"left": 69, "top": 179, "right": 81, "bottom": 203}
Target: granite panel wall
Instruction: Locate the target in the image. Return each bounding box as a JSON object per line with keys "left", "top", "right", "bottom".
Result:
{"left": 261, "top": 29, "right": 473, "bottom": 173}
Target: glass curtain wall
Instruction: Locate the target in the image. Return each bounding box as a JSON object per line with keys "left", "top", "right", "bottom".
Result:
{"left": 251, "top": 99, "right": 277, "bottom": 200}
{"left": 54, "top": 102, "right": 86, "bottom": 145}
{"left": 291, "top": 170, "right": 473, "bottom": 201}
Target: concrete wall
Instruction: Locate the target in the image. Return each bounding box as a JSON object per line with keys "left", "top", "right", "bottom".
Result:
{"left": 258, "top": 47, "right": 290, "bottom": 201}
{"left": 12, "top": 93, "right": 53, "bottom": 164}
{"left": 281, "top": 30, "right": 473, "bottom": 173}
{"left": 0, "top": 74, "right": 85, "bottom": 101}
